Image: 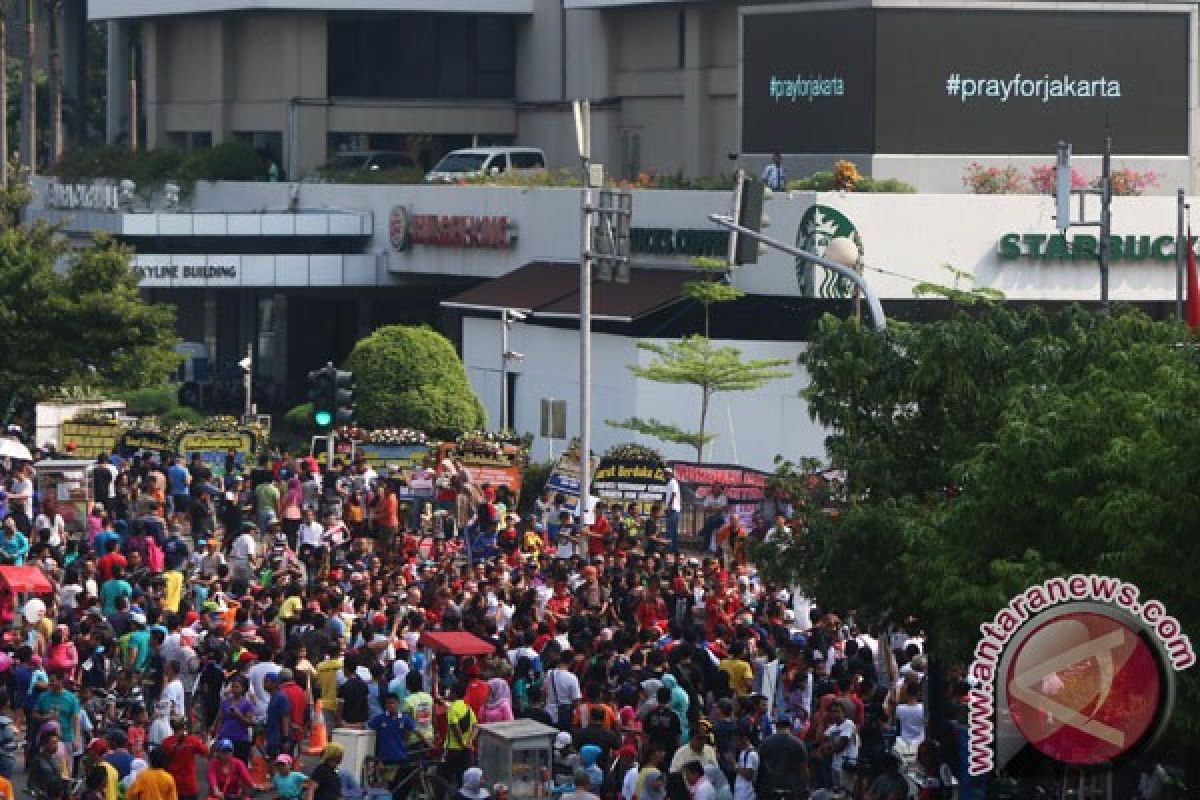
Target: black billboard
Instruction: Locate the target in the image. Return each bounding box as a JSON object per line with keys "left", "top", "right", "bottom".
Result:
{"left": 740, "top": 9, "right": 876, "bottom": 154}
{"left": 741, "top": 8, "right": 1190, "bottom": 156}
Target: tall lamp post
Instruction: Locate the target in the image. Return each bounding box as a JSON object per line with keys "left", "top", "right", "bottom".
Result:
{"left": 500, "top": 309, "right": 527, "bottom": 431}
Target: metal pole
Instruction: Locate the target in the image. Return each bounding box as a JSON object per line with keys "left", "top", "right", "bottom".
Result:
{"left": 500, "top": 310, "right": 508, "bottom": 432}
{"left": 1098, "top": 130, "right": 1112, "bottom": 312}
{"left": 1177, "top": 189, "right": 1186, "bottom": 321}
{"left": 579, "top": 188, "right": 593, "bottom": 514}
{"left": 709, "top": 214, "right": 888, "bottom": 331}
{"left": 242, "top": 343, "right": 253, "bottom": 419}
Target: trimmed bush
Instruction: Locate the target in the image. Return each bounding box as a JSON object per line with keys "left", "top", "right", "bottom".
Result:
{"left": 346, "top": 325, "right": 486, "bottom": 439}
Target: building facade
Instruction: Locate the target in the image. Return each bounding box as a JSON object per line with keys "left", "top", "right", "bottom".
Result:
{"left": 88, "top": 0, "right": 1199, "bottom": 191}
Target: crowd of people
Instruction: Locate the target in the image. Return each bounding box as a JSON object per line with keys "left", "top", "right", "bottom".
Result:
{"left": 0, "top": 442, "right": 959, "bottom": 800}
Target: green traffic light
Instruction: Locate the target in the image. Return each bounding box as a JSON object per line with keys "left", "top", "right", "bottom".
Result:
{"left": 314, "top": 410, "right": 333, "bottom": 427}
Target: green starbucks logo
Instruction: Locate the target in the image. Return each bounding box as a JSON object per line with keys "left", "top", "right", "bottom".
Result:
{"left": 795, "top": 205, "right": 864, "bottom": 298}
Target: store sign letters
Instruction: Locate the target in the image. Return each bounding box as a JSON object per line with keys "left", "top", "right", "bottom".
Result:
{"left": 390, "top": 205, "right": 517, "bottom": 251}
{"left": 998, "top": 232, "right": 1195, "bottom": 263}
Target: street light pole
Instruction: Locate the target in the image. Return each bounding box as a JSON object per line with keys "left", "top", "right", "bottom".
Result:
{"left": 579, "top": 188, "right": 593, "bottom": 511}
{"left": 500, "top": 309, "right": 509, "bottom": 432}
{"left": 709, "top": 214, "right": 887, "bottom": 331}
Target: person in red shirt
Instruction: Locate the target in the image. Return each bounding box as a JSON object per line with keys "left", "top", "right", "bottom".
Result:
{"left": 375, "top": 484, "right": 400, "bottom": 555}
{"left": 586, "top": 503, "right": 612, "bottom": 557}
{"left": 160, "top": 717, "right": 208, "bottom": 800}
{"left": 278, "top": 668, "right": 308, "bottom": 756}
{"left": 546, "top": 583, "right": 573, "bottom": 632}
{"left": 462, "top": 660, "right": 490, "bottom": 718}
{"left": 635, "top": 585, "right": 668, "bottom": 632}
{"left": 96, "top": 541, "right": 127, "bottom": 582}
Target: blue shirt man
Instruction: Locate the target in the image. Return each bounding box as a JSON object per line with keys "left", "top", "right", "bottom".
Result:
{"left": 167, "top": 461, "right": 190, "bottom": 497}
{"left": 368, "top": 695, "right": 417, "bottom": 764}
{"left": 264, "top": 674, "right": 292, "bottom": 753}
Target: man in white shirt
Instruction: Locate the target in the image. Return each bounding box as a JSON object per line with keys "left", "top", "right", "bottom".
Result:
{"left": 664, "top": 468, "right": 682, "bottom": 553}
{"left": 229, "top": 523, "right": 258, "bottom": 594}
{"left": 761, "top": 151, "right": 786, "bottom": 190}
{"left": 247, "top": 654, "right": 282, "bottom": 720}
{"left": 733, "top": 727, "right": 759, "bottom": 800}
{"left": 161, "top": 661, "right": 187, "bottom": 719}
{"left": 821, "top": 701, "right": 859, "bottom": 791}
{"left": 683, "top": 762, "right": 715, "bottom": 800}
{"left": 297, "top": 509, "right": 325, "bottom": 571}
{"left": 543, "top": 658, "right": 581, "bottom": 725}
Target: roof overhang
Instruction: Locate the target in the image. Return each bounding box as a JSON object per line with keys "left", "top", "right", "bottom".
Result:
{"left": 89, "top": 0, "right": 533, "bottom": 20}
{"left": 441, "top": 261, "right": 699, "bottom": 324}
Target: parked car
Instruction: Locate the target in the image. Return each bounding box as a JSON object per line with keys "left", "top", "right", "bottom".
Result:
{"left": 424, "top": 147, "right": 547, "bottom": 183}
{"left": 307, "top": 151, "right": 419, "bottom": 182}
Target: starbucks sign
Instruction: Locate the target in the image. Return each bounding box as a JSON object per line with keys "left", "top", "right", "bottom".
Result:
{"left": 795, "top": 205, "right": 865, "bottom": 298}
{"left": 998, "top": 233, "right": 1190, "bottom": 263}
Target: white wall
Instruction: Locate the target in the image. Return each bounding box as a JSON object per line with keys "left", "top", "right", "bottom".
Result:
{"left": 461, "top": 317, "right": 825, "bottom": 471}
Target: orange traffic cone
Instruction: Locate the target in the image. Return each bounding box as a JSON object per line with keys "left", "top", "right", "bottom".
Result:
{"left": 303, "top": 698, "right": 329, "bottom": 755}
{"left": 250, "top": 749, "right": 272, "bottom": 791}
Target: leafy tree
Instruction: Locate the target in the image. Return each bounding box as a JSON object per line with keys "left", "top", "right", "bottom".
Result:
{"left": 756, "top": 298, "right": 1200, "bottom": 748}
{"left": 608, "top": 336, "right": 790, "bottom": 461}
{"left": 684, "top": 256, "right": 743, "bottom": 336}
{"left": 0, "top": 220, "right": 179, "bottom": 414}
{"left": 346, "top": 324, "right": 486, "bottom": 438}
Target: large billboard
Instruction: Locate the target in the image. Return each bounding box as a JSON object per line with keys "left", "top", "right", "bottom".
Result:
{"left": 741, "top": 8, "right": 1190, "bottom": 156}
{"left": 741, "top": 9, "right": 876, "bottom": 154}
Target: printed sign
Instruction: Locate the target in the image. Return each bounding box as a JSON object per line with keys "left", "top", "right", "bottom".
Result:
{"left": 670, "top": 461, "right": 768, "bottom": 525}
{"left": 543, "top": 447, "right": 597, "bottom": 511}
{"left": 438, "top": 443, "right": 524, "bottom": 497}
{"left": 60, "top": 421, "right": 122, "bottom": 460}
{"left": 968, "top": 574, "right": 1194, "bottom": 775}
{"left": 592, "top": 458, "right": 668, "bottom": 512}
{"left": 178, "top": 430, "right": 256, "bottom": 479}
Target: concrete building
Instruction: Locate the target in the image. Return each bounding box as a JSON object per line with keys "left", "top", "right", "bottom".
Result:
{"left": 88, "top": 0, "right": 1198, "bottom": 191}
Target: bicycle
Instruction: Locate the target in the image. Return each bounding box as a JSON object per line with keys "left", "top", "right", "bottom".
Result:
{"left": 362, "top": 753, "right": 451, "bottom": 800}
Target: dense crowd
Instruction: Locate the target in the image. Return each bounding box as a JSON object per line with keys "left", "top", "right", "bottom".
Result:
{"left": 0, "top": 444, "right": 957, "bottom": 800}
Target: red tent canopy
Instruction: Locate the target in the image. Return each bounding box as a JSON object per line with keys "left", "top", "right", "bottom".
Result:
{"left": 0, "top": 566, "right": 53, "bottom": 595}
{"left": 418, "top": 631, "right": 495, "bottom": 657}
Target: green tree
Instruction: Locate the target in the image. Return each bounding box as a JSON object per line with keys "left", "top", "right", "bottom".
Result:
{"left": 0, "top": 221, "right": 179, "bottom": 412}
{"left": 608, "top": 336, "right": 790, "bottom": 461}
{"left": 684, "top": 256, "right": 743, "bottom": 337}
{"left": 756, "top": 299, "right": 1200, "bottom": 747}
{"left": 346, "top": 324, "right": 486, "bottom": 438}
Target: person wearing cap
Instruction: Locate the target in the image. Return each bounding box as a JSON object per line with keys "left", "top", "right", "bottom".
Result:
{"left": 309, "top": 743, "right": 344, "bottom": 800}
{"left": 207, "top": 739, "right": 255, "bottom": 800}
{"left": 270, "top": 754, "right": 311, "bottom": 800}
{"left": 84, "top": 738, "right": 120, "bottom": 800}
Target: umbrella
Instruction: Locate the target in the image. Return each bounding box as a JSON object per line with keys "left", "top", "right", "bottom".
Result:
{"left": 0, "top": 438, "right": 31, "bottom": 461}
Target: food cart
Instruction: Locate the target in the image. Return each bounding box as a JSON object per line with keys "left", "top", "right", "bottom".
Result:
{"left": 0, "top": 565, "right": 55, "bottom": 642}
{"left": 477, "top": 720, "right": 558, "bottom": 798}
{"left": 33, "top": 459, "right": 96, "bottom": 535}
{"left": 416, "top": 631, "right": 496, "bottom": 744}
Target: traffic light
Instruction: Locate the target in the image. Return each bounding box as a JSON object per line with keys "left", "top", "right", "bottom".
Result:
{"left": 307, "top": 366, "right": 335, "bottom": 430}
{"left": 730, "top": 171, "right": 771, "bottom": 265}
{"left": 333, "top": 369, "right": 355, "bottom": 425}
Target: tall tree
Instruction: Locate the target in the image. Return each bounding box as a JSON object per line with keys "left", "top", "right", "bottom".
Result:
{"left": 754, "top": 297, "right": 1200, "bottom": 748}
{"left": 608, "top": 336, "right": 790, "bottom": 461}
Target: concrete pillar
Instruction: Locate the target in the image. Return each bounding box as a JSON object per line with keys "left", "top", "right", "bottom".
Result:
{"left": 141, "top": 20, "right": 160, "bottom": 149}
{"left": 212, "top": 15, "right": 232, "bottom": 143}
{"left": 61, "top": 0, "right": 85, "bottom": 147}
{"left": 681, "top": 6, "right": 706, "bottom": 178}
{"left": 203, "top": 289, "right": 218, "bottom": 366}
{"left": 105, "top": 19, "right": 129, "bottom": 144}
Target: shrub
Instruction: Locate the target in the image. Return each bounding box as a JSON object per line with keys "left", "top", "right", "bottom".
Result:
{"left": 158, "top": 406, "right": 206, "bottom": 428}
{"left": 181, "top": 141, "right": 268, "bottom": 183}
{"left": 1105, "top": 168, "right": 1159, "bottom": 197}
{"left": 284, "top": 403, "right": 315, "bottom": 432}
{"left": 1029, "top": 164, "right": 1089, "bottom": 195}
{"left": 346, "top": 325, "right": 486, "bottom": 438}
{"left": 117, "top": 386, "right": 178, "bottom": 416}
{"left": 786, "top": 171, "right": 917, "bottom": 193}
{"left": 458, "top": 168, "right": 581, "bottom": 187}
{"left": 54, "top": 146, "right": 185, "bottom": 188}
{"left": 963, "top": 162, "right": 1025, "bottom": 194}
{"left": 313, "top": 166, "right": 425, "bottom": 185}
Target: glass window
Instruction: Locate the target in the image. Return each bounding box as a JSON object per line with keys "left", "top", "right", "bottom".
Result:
{"left": 485, "top": 155, "right": 507, "bottom": 173}
{"left": 433, "top": 152, "right": 488, "bottom": 173}
{"left": 328, "top": 12, "right": 515, "bottom": 99}
{"left": 510, "top": 152, "right": 544, "bottom": 169}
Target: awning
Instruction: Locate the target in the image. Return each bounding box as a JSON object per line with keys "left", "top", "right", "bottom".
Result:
{"left": 418, "top": 631, "right": 496, "bottom": 657}
{"left": 441, "top": 261, "right": 701, "bottom": 323}
{"left": 0, "top": 566, "right": 54, "bottom": 595}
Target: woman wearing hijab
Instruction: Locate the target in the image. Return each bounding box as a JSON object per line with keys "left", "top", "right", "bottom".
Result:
{"left": 660, "top": 675, "right": 689, "bottom": 743}
{"left": 481, "top": 678, "right": 514, "bottom": 723}
{"left": 456, "top": 767, "right": 490, "bottom": 800}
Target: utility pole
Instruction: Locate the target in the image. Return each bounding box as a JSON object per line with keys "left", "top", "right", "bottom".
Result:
{"left": 579, "top": 185, "right": 593, "bottom": 512}
{"left": 1098, "top": 129, "right": 1112, "bottom": 312}
{"left": 1177, "top": 189, "right": 1187, "bottom": 321}
{"left": 240, "top": 343, "right": 253, "bottom": 419}
{"left": 21, "top": 0, "right": 35, "bottom": 172}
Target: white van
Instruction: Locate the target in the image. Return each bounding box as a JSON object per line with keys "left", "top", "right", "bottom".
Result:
{"left": 424, "top": 147, "right": 547, "bottom": 183}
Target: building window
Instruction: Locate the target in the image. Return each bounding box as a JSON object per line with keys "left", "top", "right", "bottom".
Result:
{"left": 165, "top": 131, "right": 213, "bottom": 152}
{"left": 233, "top": 132, "right": 284, "bottom": 173}
{"left": 328, "top": 12, "right": 516, "bottom": 100}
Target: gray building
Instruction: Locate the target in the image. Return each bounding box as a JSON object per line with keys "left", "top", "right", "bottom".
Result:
{"left": 88, "top": 0, "right": 1199, "bottom": 191}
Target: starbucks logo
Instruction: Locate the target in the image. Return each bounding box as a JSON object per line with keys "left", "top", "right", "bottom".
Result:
{"left": 389, "top": 205, "right": 412, "bottom": 252}
{"left": 795, "top": 205, "right": 864, "bottom": 298}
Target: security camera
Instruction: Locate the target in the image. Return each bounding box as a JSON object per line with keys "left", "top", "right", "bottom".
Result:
{"left": 506, "top": 309, "right": 528, "bottom": 322}
{"left": 238, "top": 356, "right": 253, "bottom": 372}
{"left": 503, "top": 350, "right": 525, "bottom": 361}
